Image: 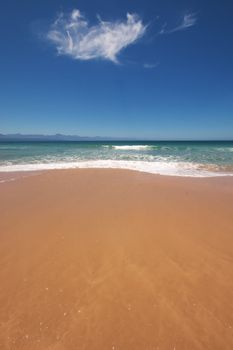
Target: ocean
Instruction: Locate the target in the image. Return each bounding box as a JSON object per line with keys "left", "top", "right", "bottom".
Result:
{"left": 0, "top": 141, "right": 233, "bottom": 177}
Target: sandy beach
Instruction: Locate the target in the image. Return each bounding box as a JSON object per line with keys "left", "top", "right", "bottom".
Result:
{"left": 0, "top": 169, "right": 233, "bottom": 350}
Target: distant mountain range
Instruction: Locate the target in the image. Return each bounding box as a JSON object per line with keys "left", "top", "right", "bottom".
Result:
{"left": 0, "top": 133, "right": 122, "bottom": 141}
{"left": 0, "top": 134, "right": 232, "bottom": 142}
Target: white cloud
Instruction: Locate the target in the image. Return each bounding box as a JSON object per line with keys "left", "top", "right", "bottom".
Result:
{"left": 47, "top": 9, "right": 147, "bottom": 63}
{"left": 160, "top": 13, "right": 197, "bottom": 34}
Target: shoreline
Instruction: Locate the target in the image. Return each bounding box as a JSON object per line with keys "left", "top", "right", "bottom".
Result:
{"left": 0, "top": 169, "right": 233, "bottom": 349}
{"left": 0, "top": 162, "right": 233, "bottom": 184}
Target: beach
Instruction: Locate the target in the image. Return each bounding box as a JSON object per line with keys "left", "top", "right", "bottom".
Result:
{"left": 0, "top": 169, "right": 233, "bottom": 350}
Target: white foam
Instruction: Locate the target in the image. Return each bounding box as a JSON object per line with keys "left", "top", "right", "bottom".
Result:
{"left": 0, "top": 160, "right": 232, "bottom": 177}
{"left": 0, "top": 178, "right": 16, "bottom": 183}
{"left": 112, "top": 145, "right": 152, "bottom": 150}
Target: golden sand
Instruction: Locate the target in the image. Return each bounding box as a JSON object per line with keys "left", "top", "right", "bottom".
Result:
{"left": 0, "top": 169, "right": 233, "bottom": 349}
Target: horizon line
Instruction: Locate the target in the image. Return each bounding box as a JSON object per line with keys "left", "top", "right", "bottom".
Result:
{"left": 0, "top": 133, "right": 232, "bottom": 142}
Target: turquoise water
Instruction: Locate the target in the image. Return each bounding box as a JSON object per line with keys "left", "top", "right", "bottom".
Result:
{"left": 0, "top": 141, "right": 233, "bottom": 177}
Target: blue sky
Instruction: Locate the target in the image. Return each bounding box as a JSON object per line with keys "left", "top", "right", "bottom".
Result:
{"left": 0, "top": 0, "right": 233, "bottom": 139}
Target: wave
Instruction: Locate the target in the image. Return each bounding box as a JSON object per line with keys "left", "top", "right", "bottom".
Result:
{"left": 111, "top": 145, "right": 153, "bottom": 150}
{"left": 215, "top": 147, "right": 233, "bottom": 152}
{"left": 0, "top": 160, "right": 232, "bottom": 177}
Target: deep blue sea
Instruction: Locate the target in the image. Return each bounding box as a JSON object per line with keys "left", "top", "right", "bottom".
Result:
{"left": 0, "top": 141, "right": 233, "bottom": 177}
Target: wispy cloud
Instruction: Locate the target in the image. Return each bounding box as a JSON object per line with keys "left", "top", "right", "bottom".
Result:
{"left": 47, "top": 9, "right": 147, "bottom": 63}
{"left": 143, "top": 62, "right": 159, "bottom": 69}
{"left": 159, "top": 13, "right": 197, "bottom": 34}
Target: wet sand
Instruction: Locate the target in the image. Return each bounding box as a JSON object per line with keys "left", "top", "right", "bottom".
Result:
{"left": 0, "top": 169, "right": 233, "bottom": 350}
